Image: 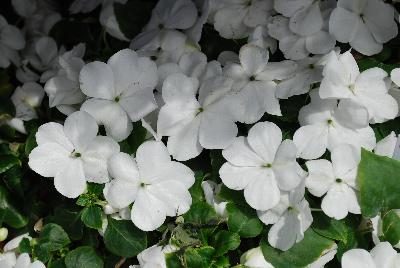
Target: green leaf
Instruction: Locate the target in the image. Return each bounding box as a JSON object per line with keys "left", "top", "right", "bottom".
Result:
{"left": 357, "top": 148, "right": 400, "bottom": 217}
{"left": 18, "top": 237, "right": 32, "bottom": 254}
{"left": 65, "top": 246, "right": 103, "bottom": 268}
{"left": 48, "top": 259, "right": 66, "bottom": 268}
{"left": 166, "top": 252, "right": 183, "bottom": 268}
{"left": 189, "top": 171, "right": 206, "bottom": 203}
{"left": 184, "top": 246, "right": 216, "bottom": 268}
{"left": 37, "top": 223, "right": 71, "bottom": 251}
{"left": 104, "top": 218, "right": 147, "bottom": 257}
{"left": 358, "top": 58, "right": 400, "bottom": 73}
{"left": 46, "top": 206, "right": 83, "bottom": 240}
{"left": 226, "top": 202, "right": 263, "bottom": 238}
{"left": 212, "top": 230, "right": 240, "bottom": 257}
{"left": 35, "top": 223, "right": 71, "bottom": 262}
{"left": 0, "top": 154, "right": 20, "bottom": 174}
{"left": 0, "top": 185, "right": 28, "bottom": 228}
{"left": 81, "top": 206, "right": 103, "bottom": 229}
{"left": 25, "top": 128, "right": 38, "bottom": 156}
{"left": 183, "top": 202, "right": 218, "bottom": 225}
{"left": 312, "top": 214, "right": 351, "bottom": 242}
{"left": 381, "top": 210, "right": 400, "bottom": 246}
{"left": 260, "top": 229, "right": 335, "bottom": 268}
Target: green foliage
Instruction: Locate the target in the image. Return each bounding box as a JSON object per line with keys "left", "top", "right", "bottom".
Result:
{"left": 212, "top": 230, "right": 240, "bottom": 257}
{"left": 225, "top": 203, "right": 263, "bottom": 238}
{"left": 357, "top": 149, "right": 400, "bottom": 217}
{"left": 381, "top": 210, "right": 400, "bottom": 246}
{"left": 35, "top": 223, "right": 71, "bottom": 262}
{"left": 65, "top": 246, "right": 103, "bottom": 268}
{"left": 104, "top": 218, "right": 147, "bottom": 257}
{"left": 0, "top": 185, "right": 28, "bottom": 228}
{"left": 260, "top": 229, "right": 335, "bottom": 268}
{"left": 80, "top": 206, "right": 103, "bottom": 229}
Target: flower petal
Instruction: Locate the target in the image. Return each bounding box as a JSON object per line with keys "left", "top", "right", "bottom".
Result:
{"left": 54, "top": 158, "right": 86, "bottom": 198}
{"left": 293, "top": 125, "right": 328, "bottom": 160}
{"left": 222, "top": 136, "right": 264, "bottom": 167}
{"left": 131, "top": 189, "right": 166, "bottom": 231}
{"left": 63, "top": 111, "right": 98, "bottom": 152}
{"left": 79, "top": 61, "right": 115, "bottom": 100}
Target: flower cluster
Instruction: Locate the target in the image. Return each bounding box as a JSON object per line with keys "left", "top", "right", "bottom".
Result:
{"left": 1, "top": 0, "right": 400, "bottom": 267}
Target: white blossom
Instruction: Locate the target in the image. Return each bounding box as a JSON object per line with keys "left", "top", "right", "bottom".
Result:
{"left": 305, "top": 144, "right": 361, "bottom": 220}
{"left": 29, "top": 111, "right": 120, "bottom": 198}
{"left": 329, "top": 0, "right": 398, "bottom": 56}
{"left": 80, "top": 48, "right": 158, "bottom": 142}
{"left": 103, "top": 141, "right": 195, "bottom": 231}
{"left": 220, "top": 121, "right": 302, "bottom": 211}
{"left": 0, "top": 15, "right": 25, "bottom": 68}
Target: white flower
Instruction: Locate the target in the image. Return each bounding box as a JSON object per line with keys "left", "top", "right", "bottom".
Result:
{"left": 276, "top": 53, "right": 331, "bottom": 99}
{"left": 329, "top": 0, "right": 398, "bottom": 56}
{"left": 157, "top": 73, "right": 238, "bottom": 161}
{"left": 223, "top": 44, "right": 297, "bottom": 123}
{"left": 29, "top": 111, "right": 120, "bottom": 198}
{"left": 342, "top": 242, "right": 400, "bottom": 268}
{"left": 0, "top": 15, "right": 25, "bottom": 68}
{"left": 305, "top": 144, "right": 361, "bottom": 220}
{"left": 185, "top": 0, "right": 211, "bottom": 43}
{"left": 103, "top": 141, "right": 195, "bottom": 231}
{"left": 374, "top": 131, "right": 400, "bottom": 160}
{"left": 11, "top": 82, "right": 44, "bottom": 121}
{"left": 248, "top": 25, "right": 277, "bottom": 54}
{"left": 258, "top": 182, "right": 312, "bottom": 251}
{"left": 80, "top": 49, "right": 158, "bottom": 142}
{"left": 240, "top": 247, "right": 274, "bottom": 268}
{"left": 131, "top": 244, "right": 177, "bottom": 268}
{"left": 44, "top": 52, "right": 86, "bottom": 115}
{"left": 220, "top": 121, "right": 302, "bottom": 211}
{"left": 293, "top": 89, "right": 376, "bottom": 160}
{"left": 268, "top": 8, "right": 335, "bottom": 61}
{"left": 131, "top": 0, "right": 197, "bottom": 49}
{"left": 213, "top": 0, "right": 274, "bottom": 39}
{"left": 320, "top": 51, "right": 398, "bottom": 123}
{"left": 99, "top": 0, "right": 129, "bottom": 41}
{"left": 201, "top": 180, "right": 228, "bottom": 218}
{"left": 0, "top": 253, "right": 45, "bottom": 268}
{"left": 11, "top": 0, "right": 37, "bottom": 18}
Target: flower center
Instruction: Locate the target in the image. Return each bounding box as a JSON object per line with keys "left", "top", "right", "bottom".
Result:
{"left": 336, "top": 178, "right": 342, "bottom": 183}
{"left": 158, "top": 24, "right": 164, "bottom": 30}
{"left": 150, "top": 55, "right": 157, "bottom": 61}
{"left": 327, "top": 119, "right": 333, "bottom": 125}
{"left": 249, "top": 75, "right": 256, "bottom": 81}
{"left": 196, "top": 107, "right": 204, "bottom": 115}
{"left": 140, "top": 182, "right": 150, "bottom": 188}
{"left": 348, "top": 84, "right": 355, "bottom": 93}
{"left": 309, "top": 64, "right": 315, "bottom": 69}
{"left": 262, "top": 163, "right": 272, "bottom": 168}
{"left": 71, "top": 150, "right": 82, "bottom": 158}
{"left": 114, "top": 96, "right": 120, "bottom": 102}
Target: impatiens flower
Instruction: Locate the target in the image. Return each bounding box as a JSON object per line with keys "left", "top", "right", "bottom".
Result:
{"left": 342, "top": 242, "right": 400, "bottom": 268}
{"left": 293, "top": 90, "right": 376, "bottom": 160}
{"left": 258, "top": 181, "right": 312, "bottom": 251}
{"left": 131, "top": 0, "right": 197, "bottom": 50}
{"left": 44, "top": 52, "right": 86, "bottom": 115}
{"left": 320, "top": 51, "right": 398, "bottom": 123}
{"left": 213, "top": 0, "right": 274, "bottom": 39}
{"left": 329, "top": 0, "right": 398, "bottom": 56}
{"left": 202, "top": 180, "right": 228, "bottom": 218}
{"left": 157, "top": 73, "right": 238, "bottom": 161}
{"left": 223, "top": 44, "right": 297, "bottom": 123}
{"left": 80, "top": 48, "right": 158, "bottom": 142}
{"left": 29, "top": 111, "right": 120, "bottom": 198}
{"left": 305, "top": 144, "right": 361, "bottom": 220}
{"left": 99, "top": 0, "right": 129, "bottom": 41}
{"left": 0, "top": 15, "right": 25, "bottom": 68}
{"left": 11, "top": 82, "right": 44, "bottom": 121}
{"left": 0, "top": 253, "right": 45, "bottom": 268}
{"left": 103, "top": 141, "right": 195, "bottom": 231}
{"left": 374, "top": 131, "right": 400, "bottom": 160}
{"left": 220, "top": 121, "right": 302, "bottom": 211}
{"left": 129, "top": 244, "right": 177, "bottom": 268}
{"left": 240, "top": 247, "right": 274, "bottom": 268}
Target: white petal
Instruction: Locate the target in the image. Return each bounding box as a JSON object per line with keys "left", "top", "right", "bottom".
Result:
{"left": 331, "top": 144, "right": 360, "bottom": 184}
{"left": 81, "top": 99, "right": 132, "bottom": 142}
{"left": 321, "top": 183, "right": 360, "bottom": 220}
{"left": 247, "top": 122, "right": 282, "bottom": 164}
{"left": 136, "top": 141, "right": 171, "bottom": 178}
{"left": 222, "top": 136, "right": 264, "bottom": 167}
{"left": 289, "top": 3, "right": 323, "bottom": 36}
{"left": 157, "top": 101, "right": 199, "bottom": 136}
{"left": 104, "top": 180, "right": 138, "bottom": 209}
{"left": 391, "top": 68, "right": 400, "bottom": 87}
{"left": 306, "top": 31, "right": 336, "bottom": 55}
{"left": 108, "top": 152, "right": 140, "bottom": 182}
{"left": 150, "top": 180, "right": 192, "bottom": 216}
{"left": 268, "top": 212, "right": 300, "bottom": 251}
{"left": 161, "top": 73, "right": 197, "bottom": 104}
{"left": 54, "top": 158, "right": 86, "bottom": 198}
{"left": 305, "top": 159, "right": 335, "bottom": 197}
{"left": 370, "top": 242, "right": 397, "bottom": 268}
{"left": 120, "top": 88, "right": 157, "bottom": 122}
{"left": 293, "top": 125, "right": 328, "bottom": 159}
{"left": 244, "top": 169, "right": 280, "bottom": 211}
{"left": 220, "top": 163, "right": 258, "bottom": 191}
{"left": 79, "top": 61, "right": 115, "bottom": 100}
{"left": 329, "top": 7, "right": 360, "bottom": 43}
{"left": 63, "top": 111, "right": 98, "bottom": 152}
{"left": 82, "top": 136, "right": 120, "bottom": 183}
{"left": 150, "top": 161, "right": 195, "bottom": 188}
{"left": 350, "top": 21, "right": 382, "bottom": 56}
{"left": 131, "top": 189, "right": 166, "bottom": 231}
{"left": 167, "top": 116, "right": 202, "bottom": 161}
{"left": 341, "top": 249, "right": 375, "bottom": 268}
{"left": 333, "top": 99, "right": 369, "bottom": 129}
{"left": 239, "top": 44, "right": 269, "bottom": 76}
{"left": 375, "top": 132, "right": 397, "bottom": 157}
{"left": 214, "top": 8, "right": 248, "bottom": 39}
{"left": 28, "top": 143, "right": 71, "bottom": 178}
{"left": 35, "top": 37, "right": 57, "bottom": 66}
{"left": 273, "top": 140, "right": 302, "bottom": 191}
{"left": 0, "top": 25, "right": 25, "bottom": 50}
{"left": 35, "top": 122, "right": 73, "bottom": 150}
{"left": 364, "top": 0, "right": 397, "bottom": 43}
